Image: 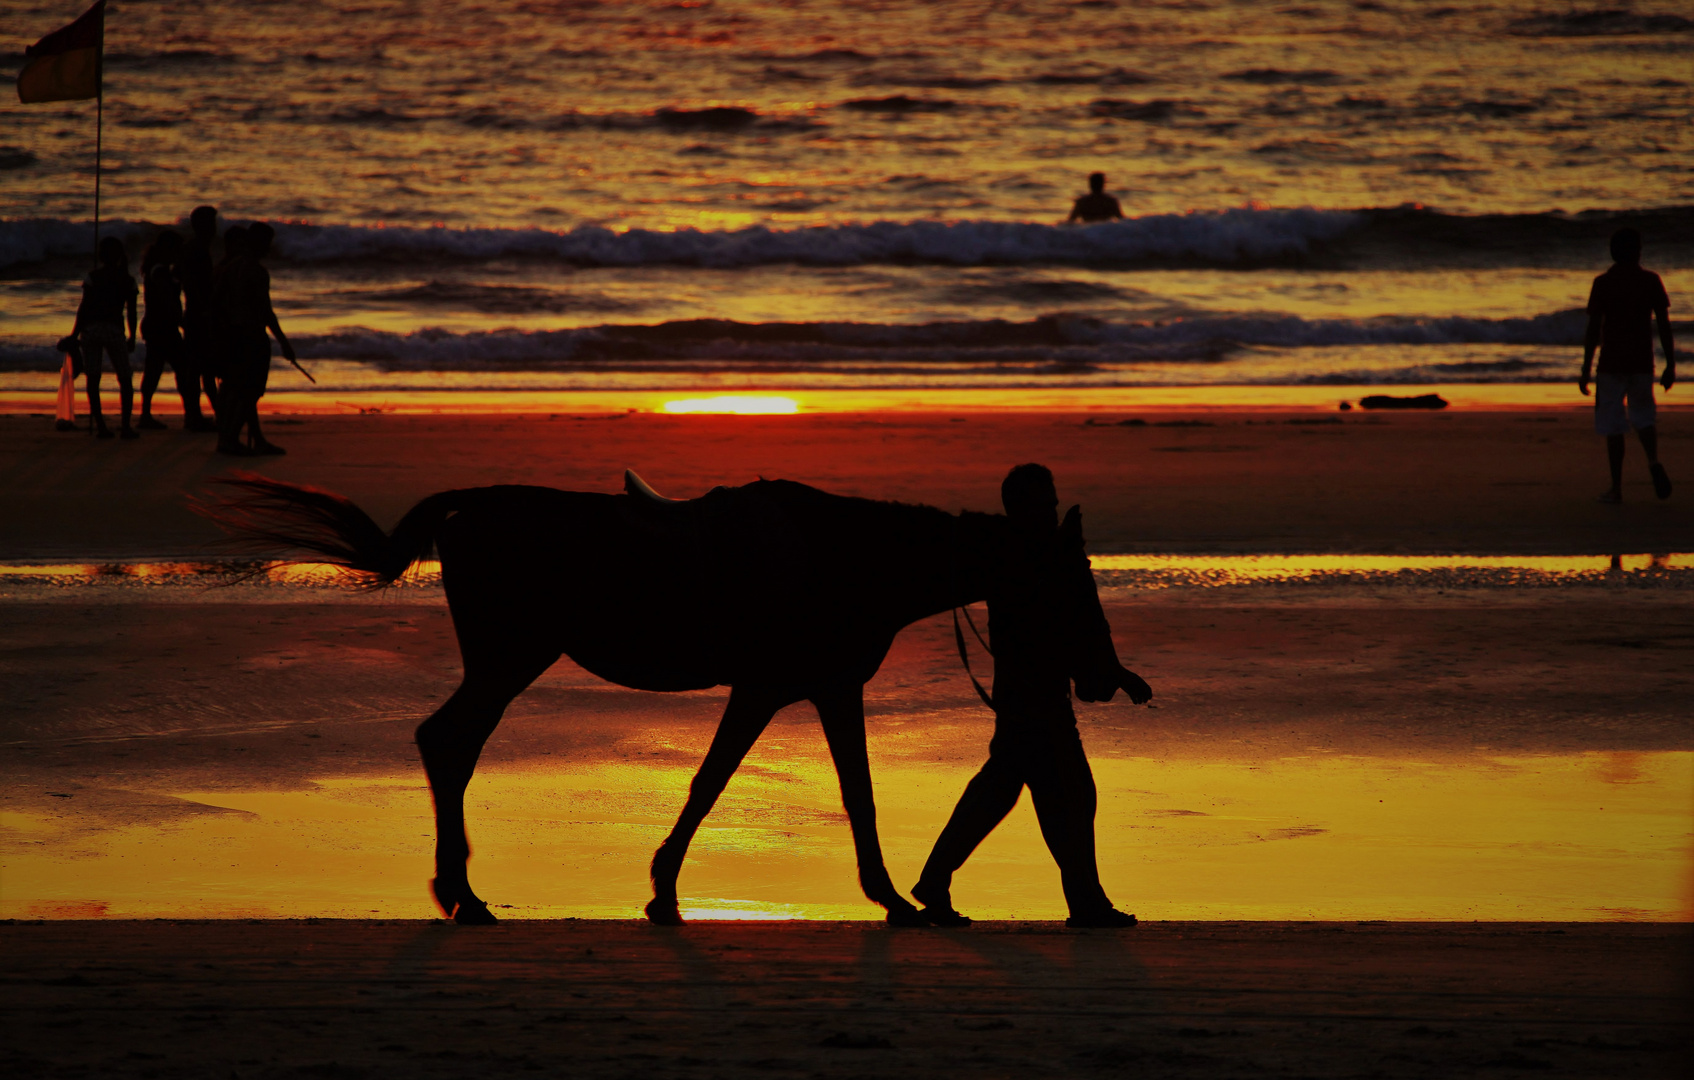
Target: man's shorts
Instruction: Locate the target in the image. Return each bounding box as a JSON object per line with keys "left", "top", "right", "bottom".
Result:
{"left": 1595, "top": 371, "right": 1656, "bottom": 436}
{"left": 78, "top": 323, "right": 129, "bottom": 371}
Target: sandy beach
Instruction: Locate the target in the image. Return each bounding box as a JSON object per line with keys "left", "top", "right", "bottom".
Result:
{"left": 3, "top": 406, "right": 1690, "bottom": 1076}
{"left": 4, "top": 919, "right": 1689, "bottom": 1079}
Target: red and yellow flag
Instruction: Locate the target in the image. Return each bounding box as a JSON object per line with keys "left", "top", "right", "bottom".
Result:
{"left": 16, "top": 1, "right": 105, "bottom": 104}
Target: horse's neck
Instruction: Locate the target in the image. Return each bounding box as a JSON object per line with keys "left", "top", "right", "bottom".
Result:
{"left": 884, "top": 509, "right": 1002, "bottom": 627}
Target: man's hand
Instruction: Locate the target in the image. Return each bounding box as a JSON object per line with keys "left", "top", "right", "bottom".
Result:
{"left": 1663, "top": 363, "right": 1676, "bottom": 393}
{"left": 1120, "top": 667, "right": 1153, "bottom": 705}
{"left": 1578, "top": 373, "right": 1591, "bottom": 396}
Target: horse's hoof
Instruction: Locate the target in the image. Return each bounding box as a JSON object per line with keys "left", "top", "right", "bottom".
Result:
{"left": 644, "top": 897, "right": 685, "bottom": 926}
{"left": 430, "top": 878, "right": 498, "bottom": 925}
{"left": 453, "top": 899, "right": 498, "bottom": 925}
{"left": 885, "top": 904, "right": 930, "bottom": 928}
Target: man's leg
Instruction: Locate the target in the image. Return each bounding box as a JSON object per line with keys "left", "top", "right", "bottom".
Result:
{"left": 216, "top": 375, "right": 251, "bottom": 454}
{"left": 913, "top": 751, "right": 1023, "bottom": 917}
{"left": 1606, "top": 434, "right": 1626, "bottom": 499}
{"left": 174, "top": 349, "right": 206, "bottom": 427}
{"left": 84, "top": 342, "right": 107, "bottom": 435}
{"left": 1628, "top": 373, "right": 1670, "bottom": 499}
{"left": 1024, "top": 729, "right": 1121, "bottom": 922}
{"left": 1638, "top": 425, "right": 1659, "bottom": 464}
{"left": 139, "top": 341, "right": 163, "bottom": 423}
{"left": 113, "top": 347, "right": 136, "bottom": 437}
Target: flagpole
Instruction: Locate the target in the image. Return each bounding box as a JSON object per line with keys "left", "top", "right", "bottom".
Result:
{"left": 93, "top": 40, "right": 102, "bottom": 256}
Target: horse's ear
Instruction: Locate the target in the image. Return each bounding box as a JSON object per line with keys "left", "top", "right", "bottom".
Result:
{"left": 1061, "top": 504, "right": 1083, "bottom": 542}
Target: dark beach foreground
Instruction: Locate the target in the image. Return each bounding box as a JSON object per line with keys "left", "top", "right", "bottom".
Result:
{"left": 3, "top": 919, "right": 1688, "bottom": 1079}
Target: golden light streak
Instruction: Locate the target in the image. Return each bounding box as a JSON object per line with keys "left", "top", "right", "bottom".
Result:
{"left": 661, "top": 395, "right": 799, "bottom": 414}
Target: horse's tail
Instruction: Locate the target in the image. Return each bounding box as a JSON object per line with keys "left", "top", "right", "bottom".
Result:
{"left": 199, "top": 473, "right": 470, "bottom": 588}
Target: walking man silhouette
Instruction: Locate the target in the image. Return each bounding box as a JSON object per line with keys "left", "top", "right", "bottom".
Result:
{"left": 913, "top": 464, "right": 1150, "bottom": 928}
{"left": 1581, "top": 228, "right": 1675, "bottom": 502}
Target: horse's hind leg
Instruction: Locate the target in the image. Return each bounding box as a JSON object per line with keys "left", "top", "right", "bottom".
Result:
{"left": 646, "top": 685, "right": 786, "bottom": 926}
{"left": 813, "top": 685, "right": 926, "bottom": 926}
{"left": 417, "top": 649, "right": 556, "bottom": 924}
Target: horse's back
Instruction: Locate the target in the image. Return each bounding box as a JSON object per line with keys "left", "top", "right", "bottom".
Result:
{"left": 434, "top": 482, "right": 827, "bottom": 691}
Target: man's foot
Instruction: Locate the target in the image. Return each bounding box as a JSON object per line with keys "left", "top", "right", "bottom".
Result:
{"left": 54, "top": 420, "right": 78, "bottom": 432}
{"left": 1651, "top": 462, "right": 1672, "bottom": 500}
{"left": 1597, "top": 489, "right": 1622, "bottom": 504}
{"left": 253, "top": 440, "right": 286, "bottom": 456}
{"left": 216, "top": 441, "right": 256, "bottom": 456}
{"left": 1065, "top": 907, "right": 1137, "bottom": 929}
{"left": 919, "top": 905, "right": 973, "bottom": 928}
{"left": 119, "top": 426, "right": 140, "bottom": 440}
{"left": 137, "top": 415, "right": 167, "bottom": 430}
{"left": 910, "top": 880, "right": 972, "bottom": 927}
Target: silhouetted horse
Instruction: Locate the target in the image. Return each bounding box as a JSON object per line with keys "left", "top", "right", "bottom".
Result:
{"left": 208, "top": 471, "right": 1139, "bottom": 925}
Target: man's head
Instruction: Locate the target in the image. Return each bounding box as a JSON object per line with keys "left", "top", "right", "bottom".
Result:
{"left": 190, "top": 205, "right": 218, "bottom": 241}
{"left": 1610, "top": 228, "right": 1642, "bottom": 266}
{"left": 1002, "top": 463, "right": 1058, "bottom": 530}
{"left": 246, "top": 222, "right": 275, "bottom": 258}
{"left": 1088, "top": 172, "right": 1106, "bottom": 194}
{"left": 98, "top": 236, "right": 126, "bottom": 269}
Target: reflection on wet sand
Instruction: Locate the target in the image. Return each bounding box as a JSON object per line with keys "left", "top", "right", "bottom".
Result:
{"left": 5, "top": 752, "right": 1686, "bottom": 922}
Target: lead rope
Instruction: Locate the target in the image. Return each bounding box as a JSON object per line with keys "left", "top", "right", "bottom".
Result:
{"left": 953, "top": 607, "right": 995, "bottom": 711}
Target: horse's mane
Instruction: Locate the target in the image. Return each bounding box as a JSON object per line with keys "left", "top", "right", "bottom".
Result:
{"left": 748, "top": 478, "right": 996, "bottom": 550}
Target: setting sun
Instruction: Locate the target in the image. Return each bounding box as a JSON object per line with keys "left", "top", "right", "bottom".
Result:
{"left": 661, "top": 395, "right": 799, "bottom": 415}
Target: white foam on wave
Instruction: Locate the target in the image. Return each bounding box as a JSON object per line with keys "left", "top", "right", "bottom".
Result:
{"left": 282, "top": 310, "right": 1588, "bottom": 365}
{"left": 1, "top": 210, "right": 1360, "bottom": 270}
{"left": 0, "top": 310, "right": 1588, "bottom": 373}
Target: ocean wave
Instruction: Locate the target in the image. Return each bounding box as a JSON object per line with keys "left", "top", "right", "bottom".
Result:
{"left": 0, "top": 311, "right": 1602, "bottom": 374}
{"left": 10, "top": 206, "right": 1692, "bottom": 273}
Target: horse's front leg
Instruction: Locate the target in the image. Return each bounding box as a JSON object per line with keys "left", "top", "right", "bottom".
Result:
{"left": 416, "top": 647, "right": 557, "bottom": 925}
{"left": 812, "top": 685, "right": 926, "bottom": 927}
{"left": 646, "top": 685, "right": 785, "bottom": 925}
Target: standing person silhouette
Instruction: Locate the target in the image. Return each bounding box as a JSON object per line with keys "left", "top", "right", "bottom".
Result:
{"left": 912, "top": 464, "right": 1150, "bottom": 928}
{"left": 177, "top": 206, "right": 221, "bottom": 431}
{"left": 213, "top": 222, "right": 294, "bottom": 456}
{"left": 1581, "top": 228, "right": 1676, "bottom": 502}
{"left": 138, "top": 229, "right": 183, "bottom": 430}
{"left": 1067, "top": 172, "right": 1124, "bottom": 223}
{"left": 72, "top": 236, "right": 139, "bottom": 439}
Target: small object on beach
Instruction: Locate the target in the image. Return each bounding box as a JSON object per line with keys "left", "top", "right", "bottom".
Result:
{"left": 1358, "top": 393, "right": 1448, "bottom": 411}
{"left": 1339, "top": 401, "right": 1352, "bottom": 411}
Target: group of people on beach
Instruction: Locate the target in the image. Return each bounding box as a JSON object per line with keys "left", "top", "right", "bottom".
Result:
{"left": 67, "top": 205, "right": 296, "bottom": 456}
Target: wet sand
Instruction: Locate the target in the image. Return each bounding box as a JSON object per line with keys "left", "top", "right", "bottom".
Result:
{"left": 4, "top": 591, "right": 1690, "bottom": 921}
{"left": 4, "top": 919, "right": 1689, "bottom": 1080}
{"left": 2, "top": 407, "right": 1691, "bottom": 1074}
{"left": 2, "top": 408, "right": 1691, "bottom": 559}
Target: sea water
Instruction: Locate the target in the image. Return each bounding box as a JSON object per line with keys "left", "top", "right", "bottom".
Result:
{"left": 2, "top": 0, "right": 1690, "bottom": 397}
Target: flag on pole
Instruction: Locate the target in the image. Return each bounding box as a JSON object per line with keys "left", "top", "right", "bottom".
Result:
{"left": 16, "top": 1, "right": 105, "bottom": 104}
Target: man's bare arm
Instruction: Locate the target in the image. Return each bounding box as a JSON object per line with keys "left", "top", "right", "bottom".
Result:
{"left": 1580, "top": 312, "right": 1602, "bottom": 395}
{"left": 1658, "top": 304, "right": 1675, "bottom": 392}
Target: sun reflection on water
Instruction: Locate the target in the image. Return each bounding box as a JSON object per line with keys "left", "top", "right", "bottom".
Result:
{"left": 661, "top": 395, "right": 800, "bottom": 414}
